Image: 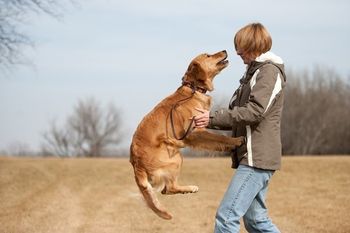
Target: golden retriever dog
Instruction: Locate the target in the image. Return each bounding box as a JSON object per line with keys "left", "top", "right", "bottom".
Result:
{"left": 130, "top": 50, "right": 244, "bottom": 220}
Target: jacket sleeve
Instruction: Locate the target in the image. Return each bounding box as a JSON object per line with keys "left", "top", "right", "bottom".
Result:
{"left": 208, "top": 64, "right": 281, "bottom": 129}
{"left": 206, "top": 89, "right": 240, "bottom": 131}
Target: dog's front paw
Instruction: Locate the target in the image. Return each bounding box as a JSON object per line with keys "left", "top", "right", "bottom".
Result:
{"left": 236, "top": 136, "right": 246, "bottom": 146}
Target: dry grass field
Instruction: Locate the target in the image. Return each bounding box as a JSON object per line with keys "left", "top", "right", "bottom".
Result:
{"left": 0, "top": 156, "right": 349, "bottom": 233}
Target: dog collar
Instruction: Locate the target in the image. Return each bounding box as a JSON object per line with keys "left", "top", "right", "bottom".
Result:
{"left": 182, "top": 81, "right": 207, "bottom": 94}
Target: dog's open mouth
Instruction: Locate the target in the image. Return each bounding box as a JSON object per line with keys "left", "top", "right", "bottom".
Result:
{"left": 217, "top": 57, "right": 229, "bottom": 66}
{"left": 217, "top": 54, "right": 229, "bottom": 66}
{"left": 218, "top": 59, "right": 229, "bottom": 66}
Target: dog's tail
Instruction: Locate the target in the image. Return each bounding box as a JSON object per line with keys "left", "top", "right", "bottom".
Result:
{"left": 133, "top": 166, "right": 172, "bottom": 220}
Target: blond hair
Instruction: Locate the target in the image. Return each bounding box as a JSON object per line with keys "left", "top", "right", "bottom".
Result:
{"left": 234, "top": 23, "right": 272, "bottom": 56}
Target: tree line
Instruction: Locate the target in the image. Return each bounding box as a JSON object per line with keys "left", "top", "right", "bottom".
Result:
{"left": 281, "top": 67, "right": 350, "bottom": 155}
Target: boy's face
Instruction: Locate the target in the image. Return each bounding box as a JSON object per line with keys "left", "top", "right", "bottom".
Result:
{"left": 236, "top": 49, "right": 257, "bottom": 65}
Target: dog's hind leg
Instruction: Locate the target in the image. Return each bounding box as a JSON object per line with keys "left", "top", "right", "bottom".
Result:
{"left": 160, "top": 153, "right": 199, "bottom": 195}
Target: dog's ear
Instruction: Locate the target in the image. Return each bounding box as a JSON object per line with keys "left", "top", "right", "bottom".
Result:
{"left": 184, "top": 62, "right": 208, "bottom": 82}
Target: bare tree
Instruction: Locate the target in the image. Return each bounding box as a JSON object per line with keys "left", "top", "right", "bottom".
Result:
{"left": 0, "top": 0, "right": 74, "bottom": 68}
{"left": 41, "top": 98, "right": 124, "bottom": 157}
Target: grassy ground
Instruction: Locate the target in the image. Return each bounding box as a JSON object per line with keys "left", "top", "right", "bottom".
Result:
{"left": 0, "top": 156, "right": 349, "bottom": 233}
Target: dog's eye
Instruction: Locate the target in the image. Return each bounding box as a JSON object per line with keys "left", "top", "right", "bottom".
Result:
{"left": 206, "top": 54, "right": 210, "bottom": 57}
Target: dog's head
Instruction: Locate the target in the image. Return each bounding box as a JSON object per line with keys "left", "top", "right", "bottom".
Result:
{"left": 182, "top": 50, "right": 228, "bottom": 92}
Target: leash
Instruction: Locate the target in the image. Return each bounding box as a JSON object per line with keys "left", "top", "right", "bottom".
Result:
{"left": 170, "top": 81, "right": 205, "bottom": 140}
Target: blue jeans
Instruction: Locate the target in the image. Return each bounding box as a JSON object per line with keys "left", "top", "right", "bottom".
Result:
{"left": 214, "top": 165, "right": 280, "bottom": 233}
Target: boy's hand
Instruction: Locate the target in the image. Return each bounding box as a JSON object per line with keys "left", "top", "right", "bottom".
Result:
{"left": 193, "top": 108, "right": 210, "bottom": 128}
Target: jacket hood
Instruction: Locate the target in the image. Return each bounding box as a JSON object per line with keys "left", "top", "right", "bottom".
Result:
{"left": 255, "top": 51, "right": 283, "bottom": 64}
{"left": 244, "top": 51, "right": 286, "bottom": 83}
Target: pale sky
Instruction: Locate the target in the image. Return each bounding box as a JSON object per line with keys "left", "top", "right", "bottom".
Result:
{"left": 1, "top": 0, "right": 349, "bottom": 153}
